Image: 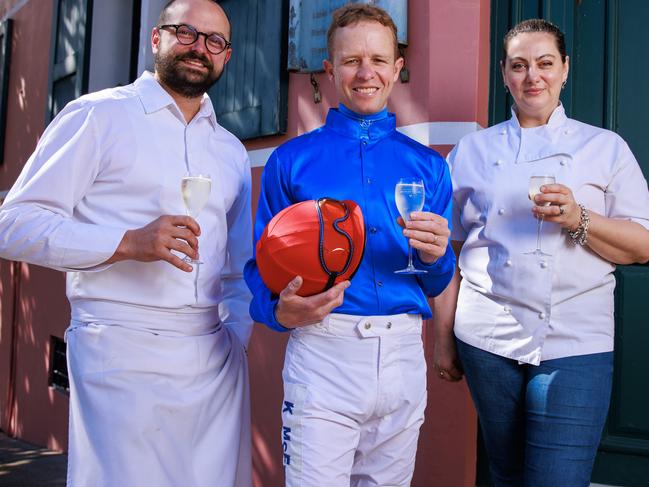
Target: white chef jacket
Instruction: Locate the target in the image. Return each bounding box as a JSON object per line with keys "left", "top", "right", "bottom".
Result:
{"left": 449, "top": 105, "right": 649, "bottom": 365}
{"left": 0, "top": 71, "right": 253, "bottom": 344}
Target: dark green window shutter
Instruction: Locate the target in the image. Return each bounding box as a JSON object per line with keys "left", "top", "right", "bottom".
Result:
{"left": 0, "top": 18, "right": 12, "bottom": 165}
{"left": 209, "top": 0, "right": 288, "bottom": 140}
{"left": 47, "top": 0, "right": 93, "bottom": 120}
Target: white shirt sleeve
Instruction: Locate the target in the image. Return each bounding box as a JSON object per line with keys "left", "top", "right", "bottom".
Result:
{"left": 0, "top": 102, "right": 126, "bottom": 271}
{"left": 605, "top": 139, "right": 649, "bottom": 229}
{"left": 218, "top": 149, "right": 254, "bottom": 347}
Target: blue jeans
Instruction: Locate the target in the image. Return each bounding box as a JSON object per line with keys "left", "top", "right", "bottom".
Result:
{"left": 456, "top": 340, "right": 613, "bottom": 487}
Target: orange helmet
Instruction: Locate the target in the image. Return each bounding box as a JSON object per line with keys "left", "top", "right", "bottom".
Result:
{"left": 256, "top": 198, "right": 366, "bottom": 297}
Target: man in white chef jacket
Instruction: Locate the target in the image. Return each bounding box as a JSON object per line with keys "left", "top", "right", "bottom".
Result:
{"left": 0, "top": 0, "right": 253, "bottom": 485}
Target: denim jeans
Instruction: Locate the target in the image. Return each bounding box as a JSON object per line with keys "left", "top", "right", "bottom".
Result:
{"left": 456, "top": 340, "right": 613, "bottom": 487}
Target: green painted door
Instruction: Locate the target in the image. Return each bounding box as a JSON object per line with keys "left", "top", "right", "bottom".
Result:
{"left": 489, "top": 1, "right": 649, "bottom": 485}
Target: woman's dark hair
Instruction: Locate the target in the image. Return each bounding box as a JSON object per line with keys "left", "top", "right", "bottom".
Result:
{"left": 502, "top": 19, "right": 567, "bottom": 63}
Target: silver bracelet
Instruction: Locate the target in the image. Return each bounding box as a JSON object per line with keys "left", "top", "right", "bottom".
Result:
{"left": 568, "top": 204, "right": 590, "bottom": 245}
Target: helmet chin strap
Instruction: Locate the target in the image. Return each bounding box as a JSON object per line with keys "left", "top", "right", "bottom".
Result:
{"left": 316, "top": 198, "right": 354, "bottom": 292}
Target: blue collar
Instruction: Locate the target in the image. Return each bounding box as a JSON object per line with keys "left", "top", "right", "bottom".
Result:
{"left": 338, "top": 104, "right": 388, "bottom": 121}
{"left": 326, "top": 105, "right": 396, "bottom": 140}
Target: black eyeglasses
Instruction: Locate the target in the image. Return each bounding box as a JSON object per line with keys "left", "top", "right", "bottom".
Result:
{"left": 158, "top": 24, "right": 231, "bottom": 55}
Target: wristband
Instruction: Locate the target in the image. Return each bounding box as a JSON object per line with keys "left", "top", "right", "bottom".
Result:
{"left": 568, "top": 204, "right": 590, "bottom": 245}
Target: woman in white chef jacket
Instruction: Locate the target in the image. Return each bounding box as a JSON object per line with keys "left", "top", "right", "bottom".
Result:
{"left": 433, "top": 18, "right": 649, "bottom": 487}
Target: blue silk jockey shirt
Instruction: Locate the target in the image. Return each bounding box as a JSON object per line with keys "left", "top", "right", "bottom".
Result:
{"left": 244, "top": 104, "right": 456, "bottom": 331}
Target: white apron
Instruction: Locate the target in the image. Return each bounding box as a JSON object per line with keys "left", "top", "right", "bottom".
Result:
{"left": 65, "top": 320, "right": 251, "bottom": 487}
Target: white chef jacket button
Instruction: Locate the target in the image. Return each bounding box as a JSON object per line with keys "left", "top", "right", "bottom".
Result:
{"left": 386, "top": 322, "right": 392, "bottom": 329}
{"left": 505, "top": 259, "right": 513, "bottom": 267}
{"left": 539, "top": 312, "right": 546, "bottom": 320}
{"left": 498, "top": 208, "right": 505, "bottom": 215}
{"left": 540, "top": 261, "right": 548, "bottom": 269}
{"left": 364, "top": 322, "right": 372, "bottom": 330}
{"left": 500, "top": 129, "right": 507, "bottom": 135}
{"left": 494, "top": 159, "right": 503, "bottom": 166}
{"left": 559, "top": 159, "right": 566, "bottom": 166}
{"left": 504, "top": 306, "right": 511, "bottom": 313}
{"left": 564, "top": 129, "right": 570, "bottom": 135}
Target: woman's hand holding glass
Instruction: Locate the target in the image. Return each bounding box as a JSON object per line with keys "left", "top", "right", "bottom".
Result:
{"left": 532, "top": 182, "right": 581, "bottom": 232}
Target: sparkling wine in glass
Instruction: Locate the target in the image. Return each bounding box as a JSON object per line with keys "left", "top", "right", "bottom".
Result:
{"left": 395, "top": 177, "right": 427, "bottom": 274}
{"left": 526, "top": 174, "right": 555, "bottom": 256}
{"left": 181, "top": 173, "right": 211, "bottom": 264}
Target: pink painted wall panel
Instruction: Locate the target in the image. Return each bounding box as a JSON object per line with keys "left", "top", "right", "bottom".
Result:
{"left": 0, "top": 0, "right": 71, "bottom": 451}
{"left": 0, "top": 0, "right": 50, "bottom": 186}
{"left": 9, "top": 265, "right": 69, "bottom": 449}
{"left": 427, "top": 0, "right": 485, "bottom": 122}
{"left": 0, "top": 259, "right": 15, "bottom": 431}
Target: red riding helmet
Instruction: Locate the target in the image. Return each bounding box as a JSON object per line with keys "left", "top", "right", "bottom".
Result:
{"left": 256, "top": 198, "right": 366, "bottom": 297}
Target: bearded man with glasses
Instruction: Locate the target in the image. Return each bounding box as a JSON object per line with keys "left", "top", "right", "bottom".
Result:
{"left": 155, "top": 22, "right": 232, "bottom": 96}
{"left": 0, "top": 1, "right": 253, "bottom": 486}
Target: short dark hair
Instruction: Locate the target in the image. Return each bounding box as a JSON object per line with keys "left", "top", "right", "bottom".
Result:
{"left": 157, "top": 0, "right": 230, "bottom": 38}
{"left": 326, "top": 3, "right": 399, "bottom": 60}
{"left": 503, "top": 19, "right": 567, "bottom": 63}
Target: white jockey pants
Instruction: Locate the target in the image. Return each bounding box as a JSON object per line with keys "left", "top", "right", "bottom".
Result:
{"left": 65, "top": 321, "right": 251, "bottom": 487}
{"left": 281, "top": 313, "right": 427, "bottom": 487}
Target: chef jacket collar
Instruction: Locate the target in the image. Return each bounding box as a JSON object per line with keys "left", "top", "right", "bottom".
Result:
{"left": 507, "top": 103, "right": 572, "bottom": 163}
{"left": 509, "top": 102, "right": 568, "bottom": 131}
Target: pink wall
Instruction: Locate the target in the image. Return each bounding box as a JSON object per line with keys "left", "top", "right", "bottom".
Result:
{"left": 0, "top": 0, "right": 51, "bottom": 181}
{"left": 0, "top": 0, "right": 492, "bottom": 485}
{"left": 245, "top": 1, "right": 491, "bottom": 486}
{"left": 0, "top": 0, "right": 69, "bottom": 449}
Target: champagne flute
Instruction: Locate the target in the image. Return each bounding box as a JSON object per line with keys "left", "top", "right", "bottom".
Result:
{"left": 180, "top": 173, "right": 211, "bottom": 264}
{"left": 526, "top": 174, "right": 555, "bottom": 256}
{"left": 395, "top": 177, "right": 427, "bottom": 274}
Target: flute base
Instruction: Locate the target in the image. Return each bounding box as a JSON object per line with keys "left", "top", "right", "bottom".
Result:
{"left": 395, "top": 266, "right": 428, "bottom": 275}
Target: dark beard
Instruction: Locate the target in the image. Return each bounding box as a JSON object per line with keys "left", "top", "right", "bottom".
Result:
{"left": 154, "top": 50, "right": 223, "bottom": 98}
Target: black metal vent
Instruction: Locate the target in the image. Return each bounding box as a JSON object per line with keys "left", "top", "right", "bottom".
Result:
{"left": 48, "top": 336, "right": 69, "bottom": 394}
